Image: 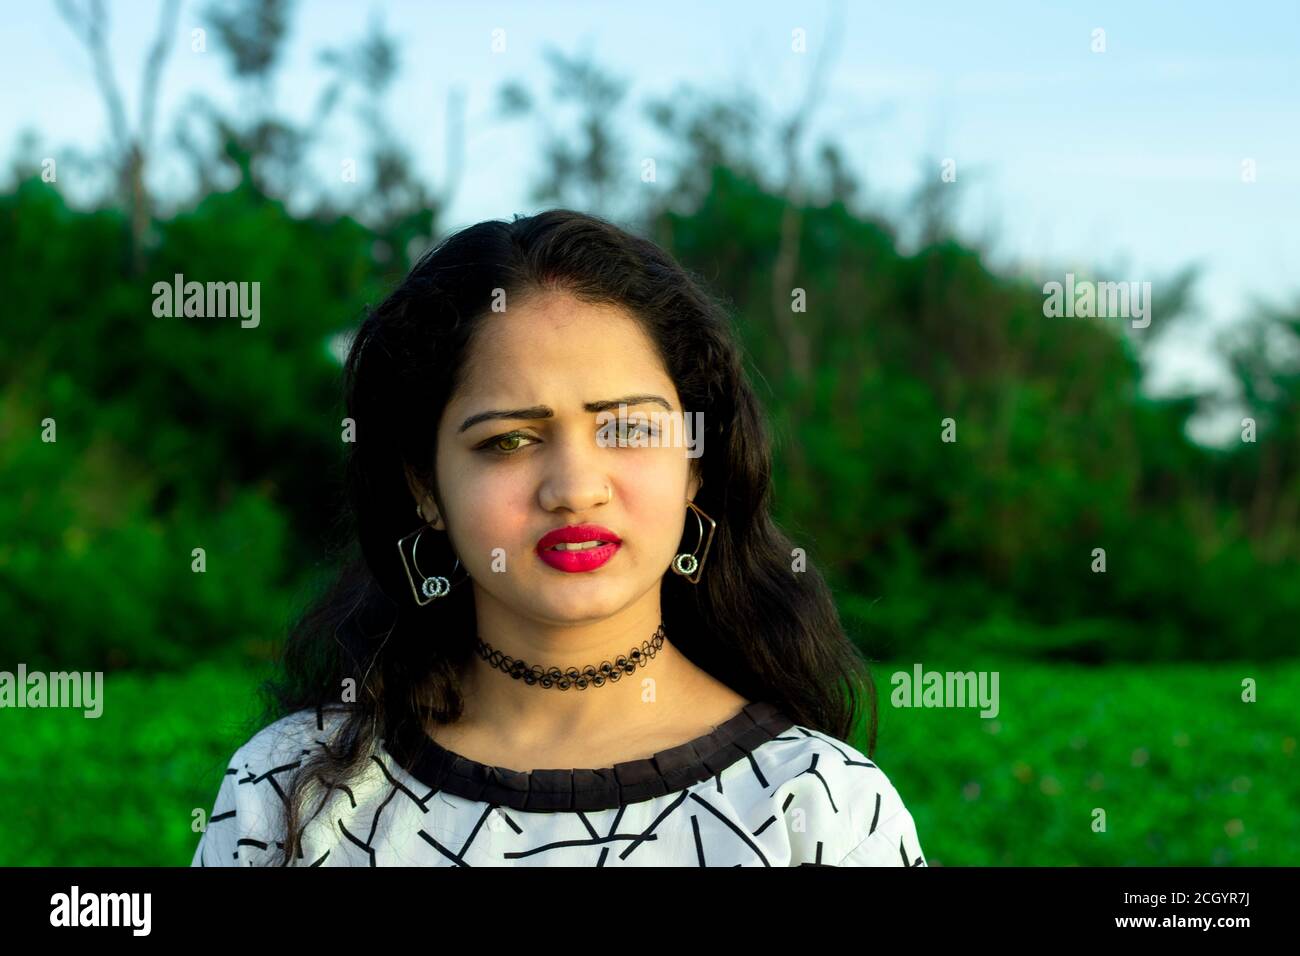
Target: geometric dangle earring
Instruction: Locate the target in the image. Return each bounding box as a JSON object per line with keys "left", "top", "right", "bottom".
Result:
{"left": 670, "top": 499, "right": 717, "bottom": 585}
{"left": 396, "top": 504, "right": 465, "bottom": 606}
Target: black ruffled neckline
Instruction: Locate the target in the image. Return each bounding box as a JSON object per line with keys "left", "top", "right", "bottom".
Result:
{"left": 383, "top": 700, "right": 795, "bottom": 812}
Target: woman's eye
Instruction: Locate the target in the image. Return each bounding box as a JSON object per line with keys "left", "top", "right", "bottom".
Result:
{"left": 481, "top": 432, "right": 536, "bottom": 454}
{"left": 620, "top": 420, "right": 657, "bottom": 443}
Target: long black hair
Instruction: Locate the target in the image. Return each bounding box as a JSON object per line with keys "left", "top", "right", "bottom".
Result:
{"left": 258, "top": 209, "right": 878, "bottom": 865}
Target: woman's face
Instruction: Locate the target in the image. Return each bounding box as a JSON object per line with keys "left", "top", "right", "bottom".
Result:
{"left": 415, "top": 290, "right": 701, "bottom": 626}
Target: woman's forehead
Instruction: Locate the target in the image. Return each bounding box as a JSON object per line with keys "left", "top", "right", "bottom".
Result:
{"left": 470, "top": 291, "right": 644, "bottom": 349}
{"left": 453, "top": 297, "right": 673, "bottom": 403}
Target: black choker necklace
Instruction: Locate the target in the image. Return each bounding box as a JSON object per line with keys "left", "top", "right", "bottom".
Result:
{"left": 473, "top": 623, "right": 667, "bottom": 691}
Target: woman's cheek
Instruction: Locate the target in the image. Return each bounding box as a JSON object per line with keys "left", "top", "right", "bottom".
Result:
{"left": 622, "top": 455, "right": 687, "bottom": 541}
{"left": 461, "top": 471, "right": 533, "bottom": 562}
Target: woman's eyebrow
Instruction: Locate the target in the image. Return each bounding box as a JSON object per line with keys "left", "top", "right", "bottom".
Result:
{"left": 458, "top": 394, "right": 673, "bottom": 433}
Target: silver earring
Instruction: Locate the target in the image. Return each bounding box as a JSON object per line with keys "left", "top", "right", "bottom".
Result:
{"left": 671, "top": 499, "right": 716, "bottom": 584}
{"left": 397, "top": 508, "right": 461, "bottom": 605}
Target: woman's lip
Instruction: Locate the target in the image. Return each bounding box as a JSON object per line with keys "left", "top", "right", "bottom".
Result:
{"left": 536, "top": 540, "right": 620, "bottom": 573}
{"left": 535, "top": 524, "right": 622, "bottom": 551}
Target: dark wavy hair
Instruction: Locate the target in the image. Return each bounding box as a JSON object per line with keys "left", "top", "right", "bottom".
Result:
{"left": 257, "top": 208, "right": 878, "bottom": 865}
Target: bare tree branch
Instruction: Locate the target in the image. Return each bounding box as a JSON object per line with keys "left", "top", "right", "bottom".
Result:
{"left": 440, "top": 85, "right": 466, "bottom": 211}
{"left": 770, "top": 1, "right": 847, "bottom": 383}
{"left": 140, "top": 0, "right": 182, "bottom": 153}
{"left": 57, "top": 0, "right": 184, "bottom": 272}
{"left": 56, "top": 0, "right": 131, "bottom": 158}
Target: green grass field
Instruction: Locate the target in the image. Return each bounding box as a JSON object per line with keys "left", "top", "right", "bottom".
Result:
{"left": 1, "top": 657, "right": 1294, "bottom": 865}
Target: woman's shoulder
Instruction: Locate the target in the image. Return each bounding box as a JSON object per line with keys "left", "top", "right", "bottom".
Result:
{"left": 227, "top": 706, "right": 348, "bottom": 768}
{"left": 755, "top": 719, "right": 927, "bottom": 867}
{"left": 191, "top": 707, "right": 353, "bottom": 866}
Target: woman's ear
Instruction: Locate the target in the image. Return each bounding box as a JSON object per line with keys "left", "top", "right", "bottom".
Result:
{"left": 404, "top": 465, "right": 442, "bottom": 528}
{"left": 687, "top": 469, "right": 703, "bottom": 503}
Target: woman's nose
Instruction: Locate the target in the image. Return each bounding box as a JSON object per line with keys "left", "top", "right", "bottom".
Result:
{"left": 537, "top": 433, "right": 611, "bottom": 513}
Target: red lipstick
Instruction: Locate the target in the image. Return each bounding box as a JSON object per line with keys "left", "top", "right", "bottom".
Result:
{"left": 535, "top": 524, "right": 622, "bottom": 573}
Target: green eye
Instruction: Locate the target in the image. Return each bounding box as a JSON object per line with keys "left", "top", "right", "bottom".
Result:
{"left": 480, "top": 432, "right": 536, "bottom": 455}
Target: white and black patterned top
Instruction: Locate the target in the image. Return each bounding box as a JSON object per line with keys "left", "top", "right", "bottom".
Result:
{"left": 191, "top": 701, "right": 926, "bottom": 867}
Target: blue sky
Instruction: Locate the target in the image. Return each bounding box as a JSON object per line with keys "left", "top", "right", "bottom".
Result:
{"left": 4, "top": 0, "right": 1298, "bottom": 441}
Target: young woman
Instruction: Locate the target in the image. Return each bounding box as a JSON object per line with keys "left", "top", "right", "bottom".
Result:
{"left": 192, "top": 209, "right": 926, "bottom": 867}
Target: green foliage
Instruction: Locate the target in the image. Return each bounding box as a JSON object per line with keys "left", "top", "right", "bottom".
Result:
{"left": 872, "top": 658, "right": 1297, "bottom": 866}
{"left": 0, "top": 178, "right": 389, "bottom": 670}
{"left": 0, "top": 660, "right": 272, "bottom": 866}
{"left": 654, "top": 165, "right": 1300, "bottom": 662}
